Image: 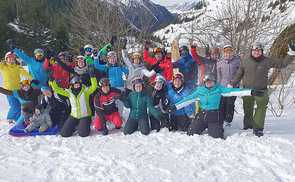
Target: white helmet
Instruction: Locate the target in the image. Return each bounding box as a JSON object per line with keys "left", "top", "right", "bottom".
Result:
{"left": 107, "top": 51, "right": 117, "bottom": 59}
{"left": 154, "top": 75, "right": 165, "bottom": 84}
{"left": 84, "top": 44, "right": 93, "bottom": 50}
{"left": 5, "top": 52, "right": 16, "bottom": 61}
{"left": 132, "top": 53, "right": 141, "bottom": 59}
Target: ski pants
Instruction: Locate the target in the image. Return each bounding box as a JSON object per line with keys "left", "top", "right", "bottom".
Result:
{"left": 6, "top": 95, "right": 21, "bottom": 121}
{"left": 242, "top": 89, "right": 268, "bottom": 131}
{"left": 116, "top": 87, "right": 125, "bottom": 119}
{"left": 60, "top": 115, "right": 91, "bottom": 137}
{"left": 93, "top": 111, "right": 123, "bottom": 130}
{"left": 149, "top": 114, "right": 169, "bottom": 132}
{"left": 124, "top": 117, "right": 150, "bottom": 135}
{"left": 219, "top": 96, "right": 237, "bottom": 123}
{"left": 187, "top": 108, "right": 224, "bottom": 139}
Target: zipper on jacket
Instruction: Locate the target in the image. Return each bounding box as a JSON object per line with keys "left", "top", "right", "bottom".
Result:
{"left": 136, "top": 93, "right": 140, "bottom": 119}
{"left": 204, "top": 89, "right": 210, "bottom": 120}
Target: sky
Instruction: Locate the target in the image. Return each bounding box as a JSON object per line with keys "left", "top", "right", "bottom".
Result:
{"left": 151, "top": 0, "right": 194, "bottom": 6}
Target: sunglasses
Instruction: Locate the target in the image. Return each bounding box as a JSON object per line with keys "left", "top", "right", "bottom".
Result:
{"left": 173, "top": 74, "right": 183, "bottom": 79}
{"left": 100, "top": 81, "right": 110, "bottom": 87}
{"left": 85, "top": 48, "right": 92, "bottom": 52}
{"left": 76, "top": 57, "right": 85, "bottom": 61}
{"left": 251, "top": 45, "right": 263, "bottom": 50}
{"left": 210, "top": 50, "right": 219, "bottom": 53}
{"left": 223, "top": 47, "right": 233, "bottom": 51}
{"left": 153, "top": 48, "right": 162, "bottom": 53}
{"left": 35, "top": 53, "right": 43, "bottom": 57}
{"left": 21, "top": 80, "right": 31, "bottom": 85}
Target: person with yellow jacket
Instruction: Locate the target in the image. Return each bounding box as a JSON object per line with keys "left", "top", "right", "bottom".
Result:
{"left": 47, "top": 66, "right": 98, "bottom": 137}
{"left": 0, "top": 52, "right": 34, "bottom": 124}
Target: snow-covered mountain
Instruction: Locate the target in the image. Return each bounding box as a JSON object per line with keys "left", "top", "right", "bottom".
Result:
{"left": 117, "top": 0, "right": 174, "bottom": 32}
{"left": 166, "top": 0, "right": 202, "bottom": 15}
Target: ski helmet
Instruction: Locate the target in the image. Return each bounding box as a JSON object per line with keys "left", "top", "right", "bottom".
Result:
{"left": 58, "top": 52, "right": 67, "bottom": 58}
{"left": 20, "top": 79, "right": 32, "bottom": 86}
{"left": 251, "top": 42, "right": 264, "bottom": 50}
{"left": 210, "top": 47, "right": 220, "bottom": 54}
{"left": 84, "top": 44, "right": 93, "bottom": 52}
{"left": 179, "top": 45, "right": 189, "bottom": 54}
{"left": 76, "top": 55, "right": 85, "bottom": 62}
{"left": 154, "top": 75, "right": 165, "bottom": 84}
{"left": 70, "top": 77, "right": 82, "bottom": 86}
{"left": 172, "top": 72, "right": 184, "bottom": 83}
{"left": 5, "top": 52, "right": 16, "bottom": 62}
{"left": 107, "top": 51, "right": 117, "bottom": 59}
{"left": 153, "top": 47, "right": 162, "bottom": 54}
{"left": 34, "top": 49, "right": 44, "bottom": 57}
{"left": 132, "top": 77, "right": 143, "bottom": 85}
{"left": 222, "top": 45, "right": 233, "bottom": 52}
{"left": 132, "top": 53, "right": 141, "bottom": 59}
{"left": 99, "top": 78, "right": 111, "bottom": 87}
{"left": 203, "top": 73, "right": 216, "bottom": 83}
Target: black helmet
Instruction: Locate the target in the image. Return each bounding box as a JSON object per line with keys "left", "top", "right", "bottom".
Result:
{"left": 58, "top": 52, "right": 67, "bottom": 58}
{"left": 70, "top": 77, "right": 82, "bottom": 85}
{"left": 203, "top": 73, "right": 216, "bottom": 83}
{"left": 179, "top": 45, "right": 189, "bottom": 54}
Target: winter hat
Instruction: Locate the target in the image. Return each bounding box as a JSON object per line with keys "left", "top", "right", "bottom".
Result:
{"left": 41, "top": 86, "right": 51, "bottom": 92}
{"left": 35, "top": 104, "right": 45, "bottom": 113}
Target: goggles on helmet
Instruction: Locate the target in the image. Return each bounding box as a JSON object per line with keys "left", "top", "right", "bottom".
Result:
{"left": 172, "top": 73, "right": 184, "bottom": 80}
{"left": 59, "top": 56, "right": 67, "bottom": 60}
{"left": 35, "top": 53, "right": 43, "bottom": 57}
{"left": 210, "top": 49, "right": 219, "bottom": 54}
{"left": 76, "top": 56, "right": 85, "bottom": 61}
{"left": 132, "top": 54, "right": 141, "bottom": 59}
{"left": 6, "top": 54, "right": 16, "bottom": 59}
{"left": 203, "top": 73, "right": 216, "bottom": 82}
{"left": 99, "top": 78, "right": 111, "bottom": 87}
{"left": 223, "top": 47, "right": 233, "bottom": 51}
{"left": 70, "top": 77, "right": 82, "bottom": 84}
{"left": 153, "top": 47, "right": 162, "bottom": 54}
{"left": 251, "top": 44, "right": 263, "bottom": 50}
{"left": 133, "top": 78, "right": 143, "bottom": 84}
{"left": 108, "top": 52, "right": 116, "bottom": 58}
{"left": 85, "top": 48, "right": 92, "bottom": 52}
{"left": 21, "top": 80, "right": 31, "bottom": 86}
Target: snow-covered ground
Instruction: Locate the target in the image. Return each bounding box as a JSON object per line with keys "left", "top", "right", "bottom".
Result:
{"left": 1, "top": 74, "right": 295, "bottom": 181}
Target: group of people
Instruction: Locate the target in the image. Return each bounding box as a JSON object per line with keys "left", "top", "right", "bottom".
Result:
{"left": 1, "top": 37, "right": 295, "bottom": 139}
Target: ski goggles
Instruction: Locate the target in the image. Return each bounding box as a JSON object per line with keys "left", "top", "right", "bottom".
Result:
{"left": 153, "top": 47, "right": 162, "bottom": 53}
{"left": 85, "top": 48, "right": 92, "bottom": 52}
{"left": 223, "top": 47, "right": 233, "bottom": 51}
{"left": 100, "top": 81, "right": 110, "bottom": 87}
{"left": 210, "top": 50, "right": 219, "bottom": 54}
{"left": 21, "top": 80, "right": 31, "bottom": 85}
{"left": 35, "top": 53, "right": 43, "bottom": 57}
{"left": 76, "top": 57, "right": 85, "bottom": 61}
{"left": 133, "top": 78, "right": 143, "bottom": 84}
{"left": 132, "top": 54, "right": 141, "bottom": 59}
{"left": 6, "top": 54, "right": 16, "bottom": 58}
{"left": 172, "top": 74, "right": 183, "bottom": 80}
{"left": 107, "top": 52, "right": 116, "bottom": 58}
{"left": 59, "top": 56, "right": 67, "bottom": 60}
{"left": 251, "top": 45, "right": 263, "bottom": 50}
{"left": 70, "top": 77, "right": 82, "bottom": 84}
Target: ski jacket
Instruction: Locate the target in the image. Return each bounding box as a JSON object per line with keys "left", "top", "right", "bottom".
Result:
{"left": 122, "top": 49, "right": 156, "bottom": 89}
{"left": 43, "top": 59, "right": 75, "bottom": 88}
{"left": 143, "top": 49, "right": 173, "bottom": 82}
{"left": 192, "top": 52, "right": 217, "bottom": 76}
{"left": 14, "top": 48, "right": 47, "bottom": 87}
{"left": 94, "top": 87, "right": 121, "bottom": 116}
{"left": 30, "top": 109, "right": 52, "bottom": 127}
{"left": 50, "top": 77, "right": 98, "bottom": 119}
{"left": 41, "top": 91, "right": 70, "bottom": 114}
{"left": 123, "top": 90, "right": 159, "bottom": 119}
{"left": 164, "top": 82, "right": 193, "bottom": 117}
{"left": 173, "top": 53, "right": 202, "bottom": 89}
{"left": 0, "top": 61, "right": 33, "bottom": 90}
{"left": 146, "top": 85, "right": 167, "bottom": 114}
{"left": 0, "top": 87, "right": 42, "bottom": 117}
{"left": 175, "top": 82, "right": 252, "bottom": 111}
{"left": 231, "top": 55, "right": 295, "bottom": 90}
{"left": 217, "top": 55, "right": 240, "bottom": 87}
{"left": 94, "top": 59, "right": 129, "bottom": 87}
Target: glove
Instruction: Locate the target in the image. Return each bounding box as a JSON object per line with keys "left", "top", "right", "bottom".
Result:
{"left": 205, "top": 44, "right": 210, "bottom": 57}
{"left": 23, "top": 108, "right": 34, "bottom": 115}
{"left": 56, "top": 77, "right": 62, "bottom": 87}
{"left": 151, "top": 62, "right": 164, "bottom": 73}
{"left": 92, "top": 49, "right": 98, "bottom": 57}
{"left": 251, "top": 89, "right": 264, "bottom": 97}
{"left": 145, "top": 40, "right": 150, "bottom": 50}
{"left": 67, "top": 53, "right": 74, "bottom": 62}
{"left": 287, "top": 41, "right": 295, "bottom": 56}
{"left": 167, "top": 105, "right": 177, "bottom": 114}
{"left": 79, "top": 47, "right": 85, "bottom": 55}
{"left": 227, "top": 84, "right": 233, "bottom": 88}
{"left": 88, "top": 65, "right": 96, "bottom": 77}
{"left": 162, "top": 48, "right": 167, "bottom": 55}
{"left": 45, "top": 50, "right": 52, "bottom": 60}
{"left": 116, "top": 91, "right": 128, "bottom": 102}
{"left": 110, "top": 36, "right": 117, "bottom": 46}
{"left": 6, "top": 39, "right": 15, "bottom": 50}
{"left": 45, "top": 68, "right": 54, "bottom": 82}
{"left": 162, "top": 98, "right": 170, "bottom": 111}
{"left": 125, "top": 88, "right": 132, "bottom": 95}
{"left": 31, "top": 80, "right": 39, "bottom": 85}
{"left": 122, "top": 39, "right": 127, "bottom": 50}
{"left": 156, "top": 114, "right": 167, "bottom": 122}
{"left": 107, "top": 46, "right": 112, "bottom": 52}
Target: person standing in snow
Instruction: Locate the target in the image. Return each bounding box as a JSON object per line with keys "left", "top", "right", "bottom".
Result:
{"left": 167, "top": 73, "right": 264, "bottom": 139}
{"left": 123, "top": 77, "right": 167, "bottom": 135}
{"left": 216, "top": 45, "right": 241, "bottom": 127}
{"left": 229, "top": 41, "right": 295, "bottom": 137}
{"left": 143, "top": 40, "right": 173, "bottom": 82}
{"left": 24, "top": 105, "right": 52, "bottom": 133}
{"left": 0, "top": 52, "right": 34, "bottom": 124}
{"left": 6, "top": 39, "right": 45, "bottom": 88}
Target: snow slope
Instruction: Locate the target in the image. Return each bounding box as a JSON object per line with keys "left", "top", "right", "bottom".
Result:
{"left": 1, "top": 73, "right": 295, "bottom": 181}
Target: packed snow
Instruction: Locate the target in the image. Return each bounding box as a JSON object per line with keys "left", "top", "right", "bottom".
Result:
{"left": 1, "top": 73, "right": 295, "bottom": 181}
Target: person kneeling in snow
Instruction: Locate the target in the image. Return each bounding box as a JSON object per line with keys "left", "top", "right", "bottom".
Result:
{"left": 24, "top": 105, "right": 52, "bottom": 133}
{"left": 93, "top": 78, "right": 129, "bottom": 135}
{"left": 167, "top": 73, "right": 264, "bottom": 139}
{"left": 123, "top": 77, "right": 167, "bottom": 135}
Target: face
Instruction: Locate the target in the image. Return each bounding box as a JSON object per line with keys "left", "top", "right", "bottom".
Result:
{"left": 42, "top": 90, "right": 52, "bottom": 98}
{"left": 35, "top": 109, "right": 41, "bottom": 115}
{"left": 73, "top": 83, "right": 80, "bottom": 89}
{"left": 7, "top": 57, "right": 15, "bottom": 65}
{"left": 60, "top": 56, "right": 67, "bottom": 63}
{"left": 211, "top": 52, "right": 219, "bottom": 60}
{"left": 154, "top": 52, "right": 163, "bottom": 61}
{"left": 134, "top": 84, "right": 143, "bottom": 92}
{"left": 101, "top": 86, "right": 110, "bottom": 93}
{"left": 155, "top": 82, "right": 163, "bottom": 89}
{"left": 36, "top": 55, "right": 43, "bottom": 60}
{"left": 224, "top": 50, "right": 233, "bottom": 59}
{"left": 22, "top": 84, "right": 31, "bottom": 91}
{"left": 77, "top": 61, "right": 85, "bottom": 68}
{"left": 133, "top": 58, "right": 140, "bottom": 64}
{"left": 85, "top": 51, "right": 92, "bottom": 56}
{"left": 108, "top": 56, "right": 116, "bottom": 64}
{"left": 205, "top": 81, "right": 215, "bottom": 88}
{"left": 251, "top": 49, "right": 262, "bottom": 58}
{"left": 173, "top": 79, "right": 182, "bottom": 89}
